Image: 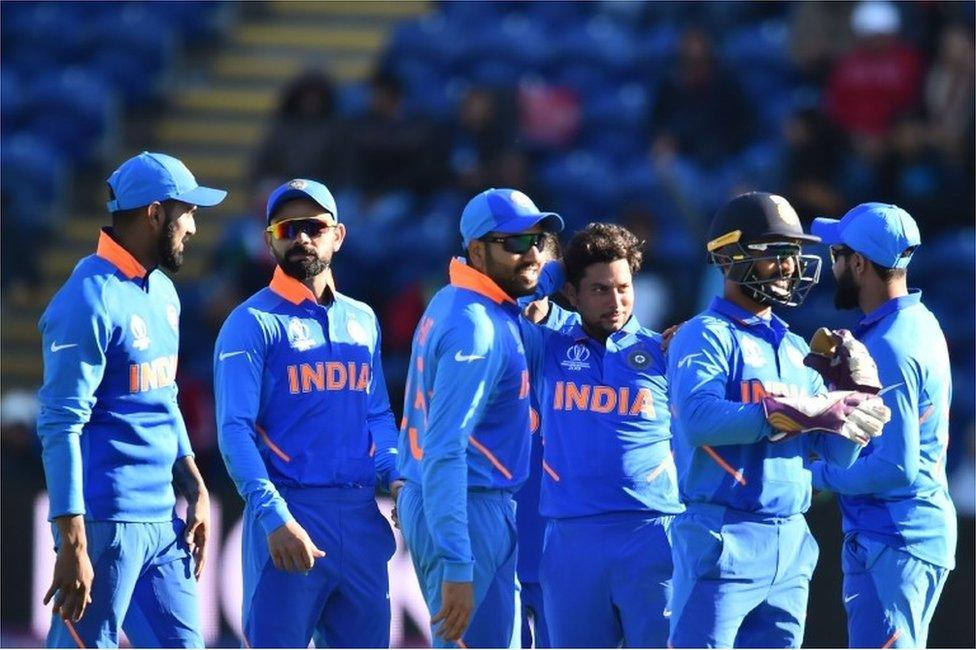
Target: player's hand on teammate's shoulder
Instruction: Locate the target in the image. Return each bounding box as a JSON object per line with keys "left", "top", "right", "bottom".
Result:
{"left": 44, "top": 515, "right": 94, "bottom": 622}
{"left": 267, "top": 520, "right": 326, "bottom": 573}
{"left": 184, "top": 491, "right": 211, "bottom": 581}
{"left": 660, "top": 321, "right": 685, "bottom": 353}
{"left": 432, "top": 580, "right": 474, "bottom": 644}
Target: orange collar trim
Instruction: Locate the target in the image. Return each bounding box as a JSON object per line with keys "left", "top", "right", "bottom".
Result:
{"left": 448, "top": 258, "right": 514, "bottom": 304}
{"left": 268, "top": 266, "right": 335, "bottom": 305}
{"left": 95, "top": 229, "right": 147, "bottom": 280}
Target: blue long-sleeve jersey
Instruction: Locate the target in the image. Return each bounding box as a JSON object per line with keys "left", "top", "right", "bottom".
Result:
{"left": 667, "top": 297, "right": 862, "bottom": 517}
{"left": 811, "top": 292, "right": 956, "bottom": 569}
{"left": 521, "top": 313, "right": 684, "bottom": 519}
{"left": 514, "top": 302, "right": 577, "bottom": 582}
{"left": 214, "top": 267, "right": 401, "bottom": 536}
{"left": 397, "top": 258, "right": 532, "bottom": 582}
{"left": 37, "top": 230, "right": 192, "bottom": 522}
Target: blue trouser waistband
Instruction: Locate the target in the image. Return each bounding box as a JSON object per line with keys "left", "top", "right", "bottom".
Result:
{"left": 685, "top": 501, "right": 804, "bottom": 525}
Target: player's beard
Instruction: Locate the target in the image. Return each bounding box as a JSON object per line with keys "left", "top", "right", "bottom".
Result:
{"left": 158, "top": 217, "right": 184, "bottom": 272}
{"left": 277, "top": 244, "right": 328, "bottom": 280}
{"left": 833, "top": 264, "right": 861, "bottom": 310}
{"left": 484, "top": 250, "right": 538, "bottom": 298}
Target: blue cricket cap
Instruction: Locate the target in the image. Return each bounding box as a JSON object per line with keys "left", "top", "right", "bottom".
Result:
{"left": 266, "top": 178, "right": 338, "bottom": 224}
{"left": 812, "top": 202, "right": 920, "bottom": 269}
{"left": 106, "top": 151, "right": 227, "bottom": 212}
{"left": 460, "top": 188, "right": 563, "bottom": 247}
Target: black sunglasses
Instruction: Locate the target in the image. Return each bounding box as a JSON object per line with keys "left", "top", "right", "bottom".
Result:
{"left": 829, "top": 245, "right": 854, "bottom": 265}
{"left": 480, "top": 233, "right": 545, "bottom": 254}
{"left": 266, "top": 218, "right": 336, "bottom": 240}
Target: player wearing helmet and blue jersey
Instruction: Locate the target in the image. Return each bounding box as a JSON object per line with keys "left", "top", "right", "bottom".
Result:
{"left": 666, "top": 192, "right": 891, "bottom": 648}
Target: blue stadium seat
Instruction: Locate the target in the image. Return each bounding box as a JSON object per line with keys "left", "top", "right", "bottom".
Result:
{"left": 24, "top": 68, "right": 118, "bottom": 163}
{"left": 0, "top": 132, "right": 67, "bottom": 226}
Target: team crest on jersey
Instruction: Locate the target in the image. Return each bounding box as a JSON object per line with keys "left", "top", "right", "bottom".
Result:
{"left": 287, "top": 317, "right": 316, "bottom": 351}
{"left": 166, "top": 304, "right": 179, "bottom": 332}
{"left": 740, "top": 336, "right": 766, "bottom": 368}
{"left": 626, "top": 348, "right": 653, "bottom": 370}
{"left": 130, "top": 314, "right": 151, "bottom": 350}
{"left": 346, "top": 318, "right": 369, "bottom": 345}
{"left": 785, "top": 344, "right": 806, "bottom": 368}
{"left": 561, "top": 343, "right": 591, "bottom": 371}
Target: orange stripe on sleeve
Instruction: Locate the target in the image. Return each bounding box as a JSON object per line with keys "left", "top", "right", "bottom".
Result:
{"left": 647, "top": 451, "right": 674, "bottom": 482}
{"left": 468, "top": 435, "right": 514, "bottom": 480}
{"left": 542, "top": 460, "right": 561, "bottom": 482}
{"left": 881, "top": 629, "right": 901, "bottom": 649}
{"left": 64, "top": 620, "right": 86, "bottom": 649}
{"left": 702, "top": 445, "right": 747, "bottom": 486}
{"left": 256, "top": 424, "right": 291, "bottom": 463}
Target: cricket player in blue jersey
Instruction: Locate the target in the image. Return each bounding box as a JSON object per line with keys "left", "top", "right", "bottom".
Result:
{"left": 37, "top": 152, "right": 226, "bottom": 647}
{"left": 214, "top": 179, "right": 402, "bottom": 648}
{"left": 518, "top": 223, "right": 683, "bottom": 648}
{"left": 397, "top": 188, "right": 563, "bottom": 647}
{"left": 514, "top": 233, "right": 576, "bottom": 649}
{"left": 809, "top": 203, "right": 956, "bottom": 648}
{"left": 666, "top": 192, "right": 892, "bottom": 648}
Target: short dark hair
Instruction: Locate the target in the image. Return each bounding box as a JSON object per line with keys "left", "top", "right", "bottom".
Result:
{"left": 869, "top": 260, "right": 907, "bottom": 282}
{"left": 541, "top": 232, "right": 562, "bottom": 260}
{"left": 108, "top": 186, "right": 182, "bottom": 226}
{"left": 564, "top": 223, "right": 644, "bottom": 286}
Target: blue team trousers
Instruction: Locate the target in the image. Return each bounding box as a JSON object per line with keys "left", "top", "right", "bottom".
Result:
{"left": 669, "top": 504, "right": 819, "bottom": 648}
{"left": 539, "top": 511, "right": 674, "bottom": 648}
{"left": 47, "top": 519, "right": 201, "bottom": 649}
{"left": 242, "top": 485, "right": 395, "bottom": 648}
{"left": 399, "top": 482, "right": 520, "bottom": 649}
{"left": 520, "top": 581, "right": 549, "bottom": 648}
{"left": 841, "top": 532, "right": 950, "bottom": 649}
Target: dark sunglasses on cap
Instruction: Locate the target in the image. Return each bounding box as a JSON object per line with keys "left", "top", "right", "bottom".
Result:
{"left": 266, "top": 217, "right": 336, "bottom": 241}
{"left": 480, "top": 232, "right": 546, "bottom": 254}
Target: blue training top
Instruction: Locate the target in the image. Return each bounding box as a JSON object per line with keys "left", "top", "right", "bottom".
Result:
{"left": 521, "top": 310, "right": 684, "bottom": 519}
{"left": 214, "top": 267, "right": 401, "bottom": 537}
{"left": 398, "top": 258, "right": 532, "bottom": 583}
{"left": 812, "top": 291, "right": 956, "bottom": 569}
{"left": 37, "top": 229, "right": 192, "bottom": 522}
{"left": 667, "top": 296, "right": 863, "bottom": 518}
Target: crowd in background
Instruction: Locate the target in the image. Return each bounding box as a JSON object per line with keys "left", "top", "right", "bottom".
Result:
{"left": 179, "top": 0, "right": 976, "bottom": 493}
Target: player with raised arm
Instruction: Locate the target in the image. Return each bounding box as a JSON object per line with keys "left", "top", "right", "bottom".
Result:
{"left": 37, "top": 152, "right": 225, "bottom": 647}
{"left": 809, "top": 203, "right": 955, "bottom": 648}
{"left": 214, "top": 179, "right": 402, "bottom": 648}
{"left": 397, "top": 188, "right": 563, "bottom": 648}
{"left": 666, "top": 192, "right": 891, "bottom": 648}
{"left": 519, "top": 223, "right": 684, "bottom": 648}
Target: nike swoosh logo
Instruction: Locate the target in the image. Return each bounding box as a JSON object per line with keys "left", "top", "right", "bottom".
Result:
{"left": 878, "top": 382, "right": 906, "bottom": 396}
{"left": 219, "top": 350, "right": 246, "bottom": 361}
{"left": 454, "top": 351, "right": 485, "bottom": 362}
{"left": 678, "top": 352, "right": 702, "bottom": 368}
{"left": 50, "top": 342, "right": 78, "bottom": 352}
{"left": 844, "top": 593, "right": 859, "bottom": 603}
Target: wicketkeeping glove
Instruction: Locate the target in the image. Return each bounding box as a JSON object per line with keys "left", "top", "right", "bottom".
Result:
{"left": 803, "top": 328, "right": 882, "bottom": 394}
{"left": 763, "top": 391, "right": 891, "bottom": 446}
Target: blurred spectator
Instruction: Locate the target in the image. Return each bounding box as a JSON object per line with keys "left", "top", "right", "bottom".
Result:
{"left": 825, "top": 1, "right": 923, "bottom": 151}
{"left": 782, "top": 107, "right": 849, "bottom": 218}
{"left": 518, "top": 82, "right": 581, "bottom": 149}
{"left": 450, "top": 87, "right": 517, "bottom": 193}
{"left": 348, "top": 69, "right": 447, "bottom": 198}
{"left": 250, "top": 70, "right": 348, "bottom": 187}
{"left": 649, "top": 28, "right": 756, "bottom": 169}
{"left": 789, "top": 1, "right": 855, "bottom": 84}
{"left": 924, "top": 24, "right": 975, "bottom": 163}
